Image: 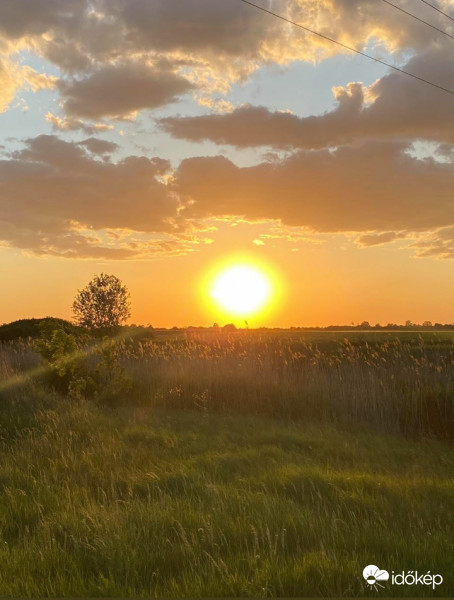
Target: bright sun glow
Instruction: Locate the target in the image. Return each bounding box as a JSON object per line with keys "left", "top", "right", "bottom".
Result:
{"left": 210, "top": 265, "right": 272, "bottom": 316}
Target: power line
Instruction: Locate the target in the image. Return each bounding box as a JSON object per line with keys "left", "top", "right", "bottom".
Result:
{"left": 379, "top": 0, "right": 454, "bottom": 41}
{"left": 418, "top": 0, "right": 454, "bottom": 24}
{"left": 238, "top": 0, "right": 454, "bottom": 96}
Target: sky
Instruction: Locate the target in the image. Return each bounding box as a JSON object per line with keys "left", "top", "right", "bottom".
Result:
{"left": 1, "top": 0, "right": 454, "bottom": 327}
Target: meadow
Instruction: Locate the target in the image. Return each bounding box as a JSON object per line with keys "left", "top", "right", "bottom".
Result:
{"left": 0, "top": 329, "right": 453, "bottom": 596}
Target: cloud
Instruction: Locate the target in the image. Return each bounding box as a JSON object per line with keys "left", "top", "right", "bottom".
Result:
{"left": 0, "top": 135, "right": 192, "bottom": 258}
{"left": 0, "top": 0, "right": 87, "bottom": 40}
{"left": 1, "top": 2, "right": 453, "bottom": 264}
{"left": 161, "top": 47, "right": 454, "bottom": 149}
{"left": 0, "top": 223, "right": 140, "bottom": 260}
{"left": 114, "top": 0, "right": 278, "bottom": 57}
{"left": 77, "top": 137, "right": 119, "bottom": 155}
{"left": 45, "top": 112, "right": 114, "bottom": 134}
{"left": 173, "top": 140, "right": 454, "bottom": 235}
{"left": 0, "top": 58, "right": 23, "bottom": 113}
{"left": 59, "top": 63, "right": 194, "bottom": 120}
{"left": 0, "top": 224, "right": 203, "bottom": 260}
{"left": 356, "top": 231, "right": 406, "bottom": 247}
{"left": 2, "top": 0, "right": 450, "bottom": 113}
{"left": 0, "top": 57, "right": 56, "bottom": 113}
{"left": 36, "top": 0, "right": 454, "bottom": 65}
{"left": 410, "top": 227, "right": 454, "bottom": 259}
{"left": 2, "top": 135, "right": 454, "bottom": 259}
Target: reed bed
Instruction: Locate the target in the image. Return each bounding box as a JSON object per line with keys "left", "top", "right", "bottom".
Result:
{"left": 119, "top": 332, "right": 454, "bottom": 439}
{"left": 1, "top": 331, "right": 453, "bottom": 439}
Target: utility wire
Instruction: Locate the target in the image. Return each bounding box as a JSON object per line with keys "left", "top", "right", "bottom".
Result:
{"left": 379, "top": 0, "right": 454, "bottom": 41}
{"left": 238, "top": 0, "right": 454, "bottom": 96}
{"left": 418, "top": 0, "right": 454, "bottom": 24}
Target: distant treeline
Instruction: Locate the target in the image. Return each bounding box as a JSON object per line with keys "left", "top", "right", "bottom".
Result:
{"left": 291, "top": 322, "right": 454, "bottom": 331}
{"left": 1, "top": 317, "right": 454, "bottom": 342}
{"left": 186, "top": 321, "right": 454, "bottom": 332}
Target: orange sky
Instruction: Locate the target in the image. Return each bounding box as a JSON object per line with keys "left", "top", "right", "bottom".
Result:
{"left": 2, "top": 221, "right": 453, "bottom": 327}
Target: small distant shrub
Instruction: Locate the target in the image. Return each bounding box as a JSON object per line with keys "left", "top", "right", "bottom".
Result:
{"left": 34, "top": 324, "right": 131, "bottom": 404}
{"left": 34, "top": 323, "right": 95, "bottom": 399}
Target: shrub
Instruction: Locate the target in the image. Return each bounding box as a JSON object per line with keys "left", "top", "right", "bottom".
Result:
{"left": 34, "top": 323, "right": 95, "bottom": 399}
{"left": 95, "top": 337, "right": 132, "bottom": 406}
{"left": 0, "top": 317, "right": 80, "bottom": 342}
{"left": 34, "top": 324, "right": 131, "bottom": 404}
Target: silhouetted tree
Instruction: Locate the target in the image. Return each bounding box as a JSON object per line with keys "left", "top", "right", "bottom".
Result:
{"left": 72, "top": 273, "right": 131, "bottom": 329}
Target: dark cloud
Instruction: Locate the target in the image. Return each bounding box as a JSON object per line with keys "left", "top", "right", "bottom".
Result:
{"left": 161, "top": 47, "right": 454, "bottom": 149}
{"left": 7, "top": 135, "right": 177, "bottom": 232}
{"left": 173, "top": 140, "right": 454, "bottom": 235}
{"left": 59, "top": 64, "right": 194, "bottom": 120}
{"left": 15, "top": 0, "right": 450, "bottom": 60}
{"left": 0, "top": 0, "right": 87, "bottom": 40}
{"left": 77, "top": 138, "right": 119, "bottom": 155}
{"left": 0, "top": 135, "right": 186, "bottom": 258}
{"left": 113, "top": 0, "right": 276, "bottom": 56}
{"left": 1, "top": 135, "right": 454, "bottom": 259}
{"left": 1, "top": 0, "right": 452, "bottom": 127}
{"left": 2, "top": 1, "right": 448, "bottom": 82}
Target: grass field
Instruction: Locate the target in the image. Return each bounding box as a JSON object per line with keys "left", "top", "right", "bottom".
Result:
{"left": 0, "top": 331, "right": 453, "bottom": 596}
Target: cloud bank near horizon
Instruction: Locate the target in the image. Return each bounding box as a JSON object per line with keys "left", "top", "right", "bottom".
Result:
{"left": 0, "top": 134, "right": 452, "bottom": 260}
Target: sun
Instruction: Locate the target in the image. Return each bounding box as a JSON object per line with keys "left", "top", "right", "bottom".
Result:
{"left": 210, "top": 265, "right": 272, "bottom": 316}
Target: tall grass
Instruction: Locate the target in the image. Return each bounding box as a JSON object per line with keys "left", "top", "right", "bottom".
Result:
{"left": 0, "top": 399, "right": 453, "bottom": 596}
{"left": 120, "top": 332, "right": 454, "bottom": 439}
{"left": 2, "top": 331, "right": 454, "bottom": 439}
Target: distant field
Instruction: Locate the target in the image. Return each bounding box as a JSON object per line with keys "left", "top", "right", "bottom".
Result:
{"left": 0, "top": 331, "right": 453, "bottom": 596}
{"left": 153, "top": 328, "right": 454, "bottom": 346}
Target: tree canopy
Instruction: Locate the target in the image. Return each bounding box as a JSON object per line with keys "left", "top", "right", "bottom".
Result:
{"left": 72, "top": 273, "right": 131, "bottom": 329}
